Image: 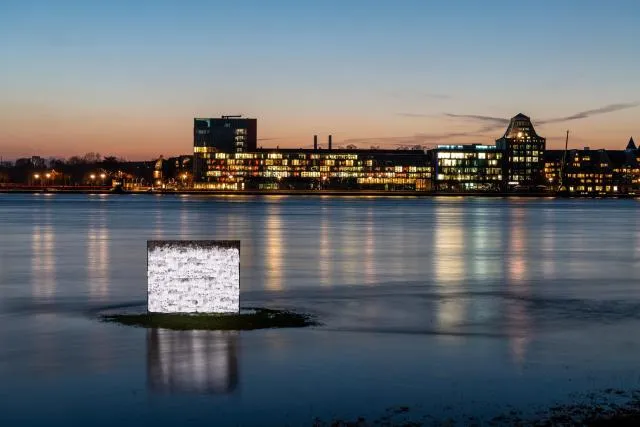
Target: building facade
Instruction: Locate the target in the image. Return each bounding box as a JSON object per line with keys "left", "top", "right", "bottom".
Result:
{"left": 193, "top": 149, "right": 432, "bottom": 191}
{"left": 496, "top": 113, "right": 546, "bottom": 190}
{"left": 193, "top": 116, "right": 257, "bottom": 181}
{"left": 543, "top": 138, "right": 640, "bottom": 195}
{"left": 188, "top": 113, "right": 640, "bottom": 195}
{"left": 433, "top": 144, "right": 503, "bottom": 192}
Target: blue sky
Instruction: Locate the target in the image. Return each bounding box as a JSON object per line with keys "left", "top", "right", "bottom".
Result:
{"left": 1, "top": 0, "right": 638, "bottom": 159}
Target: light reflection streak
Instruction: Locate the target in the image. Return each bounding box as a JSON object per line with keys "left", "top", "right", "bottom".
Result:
{"left": 265, "top": 203, "right": 283, "bottom": 291}
{"left": 433, "top": 206, "right": 466, "bottom": 331}
{"left": 179, "top": 204, "right": 189, "bottom": 239}
{"left": 364, "top": 209, "right": 376, "bottom": 286}
{"left": 87, "top": 210, "right": 109, "bottom": 299}
{"left": 471, "top": 208, "right": 490, "bottom": 279}
{"left": 506, "top": 207, "right": 531, "bottom": 366}
{"left": 153, "top": 209, "right": 164, "bottom": 240}
{"left": 541, "top": 209, "right": 556, "bottom": 278}
{"left": 319, "top": 207, "right": 330, "bottom": 287}
{"left": 341, "top": 209, "right": 359, "bottom": 285}
{"left": 31, "top": 220, "right": 56, "bottom": 299}
{"left": 147, "top": 329, "right": 239, "bottom": 395}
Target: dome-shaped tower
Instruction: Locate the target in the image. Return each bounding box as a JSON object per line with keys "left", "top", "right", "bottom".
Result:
{"left": 496, "top": 113, "right": 546, "bottom": 189}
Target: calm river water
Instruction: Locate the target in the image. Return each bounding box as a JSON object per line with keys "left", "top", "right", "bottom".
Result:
{"left": 1, "top": 194, "right": 640, "bottom": 426}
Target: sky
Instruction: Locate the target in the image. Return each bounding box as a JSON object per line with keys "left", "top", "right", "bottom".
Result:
{"left": 1, "top": 0, "right": 639, "bottom": 160}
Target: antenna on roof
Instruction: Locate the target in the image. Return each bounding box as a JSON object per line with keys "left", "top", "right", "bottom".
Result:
{"left": 558, "top": 130, "right": 570, "bottom": 192}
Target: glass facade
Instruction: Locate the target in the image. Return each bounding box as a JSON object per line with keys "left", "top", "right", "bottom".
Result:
{"left": 193, "top": 117, "right": 257, "bottom": 181}
{"left": 193, "top": 149, "right": 432, "bottom": 191}
{"left": 433, "top": 145, "right": 503, "bottom": 192}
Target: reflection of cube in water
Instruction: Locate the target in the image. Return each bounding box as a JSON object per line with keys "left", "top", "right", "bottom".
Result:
{"left": 147, "top": 329, "right": 239, "bottom": 394}
{"left": 147, "top": 240, "right": 240, "bottom": 314}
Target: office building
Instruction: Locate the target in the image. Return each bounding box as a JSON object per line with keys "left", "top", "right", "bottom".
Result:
{"left": 496, "top": 113, "right": 546, "bottom": 189}
{"left": 433, "top": 144, "right": 503, "bottom": 192}
{"left": 193, "top": 148, "right": 432, "bottom": 191}
{"left": 194, "top": 116, "right": 257, "bottom": 181}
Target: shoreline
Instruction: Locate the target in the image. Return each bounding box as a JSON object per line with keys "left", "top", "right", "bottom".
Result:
{"left": 0, "top": 188, "right": 638, "bottom": 198}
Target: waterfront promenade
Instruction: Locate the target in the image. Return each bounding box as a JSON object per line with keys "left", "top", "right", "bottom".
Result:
{"left": 2, "top": 184, "right": 638, "bottom": 198}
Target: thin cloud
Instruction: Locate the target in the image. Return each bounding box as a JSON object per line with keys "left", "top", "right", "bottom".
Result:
{"left": 344, "top": 102, "right": 639, "bottom": 148}
{"left": 342, "top": 130, "right": 487, "bottom": 147}
{"left": 444, "top": 113, "right": 509, "bottom": 125}
{"left": 444, "top": 103, "right": 639, "bottom": 129}
{"left": 538, "top": 102, "right": 639, "bottom": 124}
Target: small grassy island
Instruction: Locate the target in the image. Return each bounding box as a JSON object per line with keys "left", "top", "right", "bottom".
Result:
{"left": 102, "top": 308, "right": 318, "bottom": 331}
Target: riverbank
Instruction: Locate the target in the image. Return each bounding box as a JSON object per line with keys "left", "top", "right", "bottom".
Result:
{"left": 1, "top": 187, "right": 638, "bottom": 198}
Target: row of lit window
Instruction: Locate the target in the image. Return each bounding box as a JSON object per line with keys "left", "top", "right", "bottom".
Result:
{"left": 438, "top": 159, "right": 500, "bottom": 167}
{"left": 356, "top": 178, "right": 417, "bottom": 184}
{"left": 568, "top": 186, "right": 618, "bottom": 192}
{"left": 437, "top": 152, "right": 502, "bottom": 160}
{"left": 206, "top": 161, "right": 428, "bottom": 171}
{"left": 439, "top": 166, "right": 501, "bottom": 173}
{"left": 436, "top": 174, "right": 502, "bottom": 181}
{"left": 512, "top": 157, "right": 539, "bottom": 163}
{"left": 567, "top": 173, "right": 613, "bottom": 178}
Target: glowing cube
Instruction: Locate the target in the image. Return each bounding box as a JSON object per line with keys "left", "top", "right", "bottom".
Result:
{"left": 147, "top": 241, "right": 240, "bottom": 314}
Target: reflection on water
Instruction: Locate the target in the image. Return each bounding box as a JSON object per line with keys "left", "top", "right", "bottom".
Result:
{"left": 4, "top": 196, "right": 640, "bottom": 426}
{"left": 364, "top": 208, "right": 375, "bottom": 286}
{"left": 541, "top": 208, "right": 556, "bottom": 278}
{"left": 265, "top": 204, "right": 283, "bottom": 291}
{"left": 147, "top": 329, "right": 239, "bottom": 395}
{"left": 180, "top": 204, "right": 189, "bottom": 239}
{"left": 506, "top": 207, "right": 532, "bottom": 366}
{"left": 87, "top": 210, "right": 110, "bottom": 300}
{"left": 434, "top": 207, "right": 466, "bottom": 331}
{"left": 31, "top": 221, "right": 56, "bottom": 299}
{"left": 319, "top": 206, "right": 331, "bottom": 287}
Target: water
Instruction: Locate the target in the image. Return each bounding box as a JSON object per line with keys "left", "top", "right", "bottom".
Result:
{"left": 1, "top": 194, "right": 640, "bottom": 426}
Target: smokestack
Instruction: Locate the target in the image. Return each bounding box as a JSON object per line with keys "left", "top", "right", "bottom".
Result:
{"left": 328, "top": 135, "right": 332, "bottom": 150}
{"left": 313, "top": 135, "right": 318, "bottom": 150}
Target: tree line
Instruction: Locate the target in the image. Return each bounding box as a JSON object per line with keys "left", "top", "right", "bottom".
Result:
{"left": 0, "top": 152, "right": 155, "bottom": 185}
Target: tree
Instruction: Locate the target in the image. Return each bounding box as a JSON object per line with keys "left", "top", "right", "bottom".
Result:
{"left": 82, "top": 152, "right": 102, "bottom": 163}
{"left": 102, "top": 156, "right": 120, "bottom": 169}
{"left": 47, "top": 157, "right": 66, "bottom": 168}
{"left": 67, "top": 156, "right": 85, "bottom": 165}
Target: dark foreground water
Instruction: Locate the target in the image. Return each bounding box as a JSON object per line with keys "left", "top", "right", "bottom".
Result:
{"left": 1, "top": 194, "right": 640, "bottom": 426}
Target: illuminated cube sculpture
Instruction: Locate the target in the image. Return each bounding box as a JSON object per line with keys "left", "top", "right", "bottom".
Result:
{"left": 147, "top": 240, "right": 240, "bottom": 314}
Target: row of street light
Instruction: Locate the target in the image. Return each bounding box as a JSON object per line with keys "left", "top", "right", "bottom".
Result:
{"left": 31, "top": 171, "right": 108, "bottom": 186}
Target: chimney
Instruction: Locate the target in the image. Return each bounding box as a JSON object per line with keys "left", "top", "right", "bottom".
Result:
{"left": 328, "top": 135, "right": 332, "bottom": 150}
{"left": 313, "top": 135, "right": 318, "bottom": 150}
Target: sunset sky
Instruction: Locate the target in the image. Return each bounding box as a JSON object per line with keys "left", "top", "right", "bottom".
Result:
{"left": 1, "top": 0, "right": 638, "bottom": 160}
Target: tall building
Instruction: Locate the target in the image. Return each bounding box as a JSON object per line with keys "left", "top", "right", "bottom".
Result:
{"left": 496, "top": 113, "right": 546, "bottom": 189}
{"left": 193, "top": 116, "right": 257, "bottom": 181}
